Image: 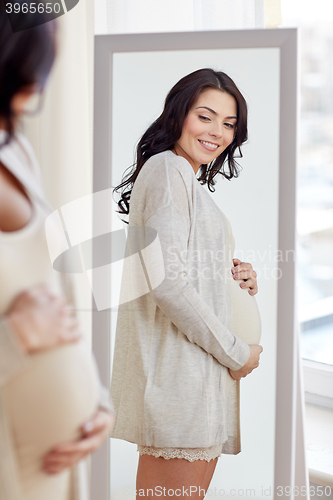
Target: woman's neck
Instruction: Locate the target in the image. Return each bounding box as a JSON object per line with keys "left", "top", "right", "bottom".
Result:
{"left": 0, "top": 117, "right": 8, "bottom": 131}
{"left": 0, "top": 115, "right": 19, "bottom": 132}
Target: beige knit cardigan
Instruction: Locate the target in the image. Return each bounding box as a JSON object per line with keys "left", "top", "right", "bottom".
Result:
{"left": 110, "top": 150, "right": 250, "bottom": 454}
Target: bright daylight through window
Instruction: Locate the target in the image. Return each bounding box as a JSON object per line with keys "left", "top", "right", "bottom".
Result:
{"left": 281, "top": 0, "right": 333, "bottom": 367}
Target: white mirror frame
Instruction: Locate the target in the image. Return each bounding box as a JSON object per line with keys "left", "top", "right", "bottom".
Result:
{"left": 92, "top": 28, "right": 301, "bottom": 500}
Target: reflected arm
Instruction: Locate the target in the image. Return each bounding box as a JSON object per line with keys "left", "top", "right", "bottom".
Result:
{"left": 140, "top": 158, "right": 250, "bottom": 371}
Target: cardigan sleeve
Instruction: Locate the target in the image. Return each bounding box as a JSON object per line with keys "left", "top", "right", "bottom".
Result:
{"left": 139, "top": 156, "right": 250, "bottom": 371}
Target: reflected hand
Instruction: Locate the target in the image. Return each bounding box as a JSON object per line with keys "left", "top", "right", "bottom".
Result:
{"left": 231, "top": 258, "right": 258, "bottom": 296}
{"left": 42, "top": 409, "right": 116, "bottom": 474}
{"left": 229, "top": 344, "right": 263, "bottom": 381}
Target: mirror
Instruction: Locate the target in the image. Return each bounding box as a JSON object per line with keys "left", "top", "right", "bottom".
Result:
{"left": 93, "top": 28, "right": 299, "bottom": 500}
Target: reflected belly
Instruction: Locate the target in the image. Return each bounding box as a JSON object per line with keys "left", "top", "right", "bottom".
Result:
{"left": 230, "top": 277, "right": 262, "bottom": 345}
{"left": 226, "top": 277, "right": 262, "bottom": 396}
{"left": 2, "top": 341, "right": 100, "bottom": 492}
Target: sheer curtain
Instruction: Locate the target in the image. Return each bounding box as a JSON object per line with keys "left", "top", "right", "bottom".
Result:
{"left": 96, "top": 0, "right": 267, "bottom": 33}
{"left": 21, "top": 0, "right": 94, "bottom": 343}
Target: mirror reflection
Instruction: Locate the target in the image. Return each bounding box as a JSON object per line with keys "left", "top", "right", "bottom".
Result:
{"left": 109, "top": 48, "right": 280, "bottom": 500}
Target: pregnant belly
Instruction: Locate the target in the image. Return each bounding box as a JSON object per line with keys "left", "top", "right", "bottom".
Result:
{"left": 226, "top": 277, "right": 262, "bottom": 397}
{"left": 230, "top": 277, "right": 261, "bottom": 345}
{"left": 2, "top": 341, "right": 100, "bottom": 497}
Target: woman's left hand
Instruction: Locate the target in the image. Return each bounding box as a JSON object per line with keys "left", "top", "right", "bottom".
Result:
{"left": 231, "top": 258, "right": 258, "bottom": 296}
{"left": 42, "top": 409, "right": 115, "bottom": 474}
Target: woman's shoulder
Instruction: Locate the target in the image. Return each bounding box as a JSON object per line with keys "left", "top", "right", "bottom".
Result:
{"left": 131, "top": 151, "right": 194, "bottom": 221}
{"left": 0, "top": 130, "right": 41, "bottom": 181}
{"left": 141, "top": 150, "right": 195, "bottom": 188}
{"left": 14, "top": 132, "right": 42, "bottom": 180}
{"left": 0, "top": 130, "right": 47, "bottom": 209}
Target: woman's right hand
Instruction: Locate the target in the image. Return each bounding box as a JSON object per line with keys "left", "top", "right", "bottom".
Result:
{"left": 5, "top": 283, "right": 82, "bottom": 354}
{"left": 228, "top": 344, "right": 263, "bottom": 381}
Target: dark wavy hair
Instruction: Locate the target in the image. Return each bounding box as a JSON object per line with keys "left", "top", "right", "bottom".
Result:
{"left": 0, "top": 0, "right": 57, "bottom": 149}
{"left": 113, "top": 68, "right": 248, "bottom": 221}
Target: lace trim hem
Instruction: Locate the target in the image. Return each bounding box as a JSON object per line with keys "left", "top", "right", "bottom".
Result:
{"left": 137, "top": 444, "right": 223, "bottom": 462}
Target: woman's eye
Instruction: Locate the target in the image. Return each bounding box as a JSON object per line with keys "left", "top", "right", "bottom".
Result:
{"left": 225, "top": 123, "right": 235, "bottom": 129}
{"left": 199, "top": 115, "right": 210, "bottom": 121}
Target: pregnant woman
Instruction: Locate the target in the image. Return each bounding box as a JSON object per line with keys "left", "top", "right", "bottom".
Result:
{"left": 111, "top": 68, "right": 263, "bottom": 497}
{"left": 0, "top": 6, "right": 114, "bottom": 500}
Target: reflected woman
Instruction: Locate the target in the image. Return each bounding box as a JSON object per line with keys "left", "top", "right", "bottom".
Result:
{"left": 111, "top": 68, "right": 263, "bottom": 497}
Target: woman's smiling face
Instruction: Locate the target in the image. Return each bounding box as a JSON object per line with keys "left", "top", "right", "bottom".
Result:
{"left": 174, "top": 88, "right": 237, "bottom": 174}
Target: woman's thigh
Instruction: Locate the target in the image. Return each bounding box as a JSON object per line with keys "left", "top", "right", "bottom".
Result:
{"left": 201, "top": 458, "right": 218, "bottom": 495}
{"left": 136, "top": 455, "right": 218, "bottom": 500}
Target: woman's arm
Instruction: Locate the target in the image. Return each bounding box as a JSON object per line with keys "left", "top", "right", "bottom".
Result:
{"left": 132, "top": 156, "right": 250, "bottom": 371}
{"left": 143, "top": 202, "right": 250, "bottom": 371}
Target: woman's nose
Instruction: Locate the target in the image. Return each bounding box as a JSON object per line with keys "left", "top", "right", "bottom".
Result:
{"left": 209, "top": 123, "right": 223, "bottom": 138}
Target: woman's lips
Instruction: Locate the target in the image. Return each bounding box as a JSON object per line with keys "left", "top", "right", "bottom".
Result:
{"left": 198, "top": 139, "right": 219, "bottom": 152}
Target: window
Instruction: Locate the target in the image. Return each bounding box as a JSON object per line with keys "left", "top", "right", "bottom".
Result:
{"left": 281, "top": 0, "right": 333, "bottom": 406}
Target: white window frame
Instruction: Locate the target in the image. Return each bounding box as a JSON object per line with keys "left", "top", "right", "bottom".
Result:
{"left": 283, "top": 0, "right": 333, "bottom": 414}
{"left": 302, "top": 358, "right": 333, "bottom": 410}
{"left": 298, "top": 247, "right": 333, "bottom": 409}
